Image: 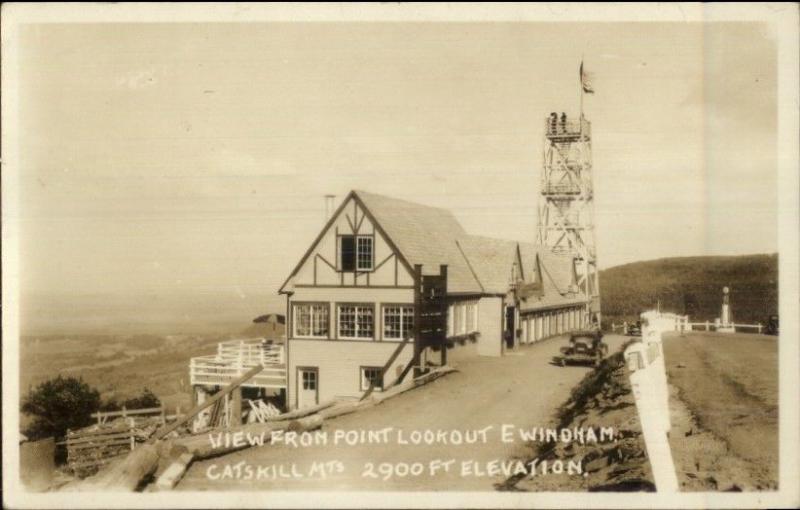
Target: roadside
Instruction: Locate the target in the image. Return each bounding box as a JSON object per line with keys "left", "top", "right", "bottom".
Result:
{"left": 662, "top": 331, "right": 778, "bottom": 490}
{"left": 176, "top": 334, "right": 628, "bottom": 491}
{"left": 503, "top": 337, "right": 655, "bottom": 492}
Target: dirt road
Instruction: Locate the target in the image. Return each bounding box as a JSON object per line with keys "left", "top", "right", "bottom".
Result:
{"left": 663, "top": 332, "right": 778, "bottom": 490}
{"left": 176, "top": 334, "right": 628, "bottom": 491}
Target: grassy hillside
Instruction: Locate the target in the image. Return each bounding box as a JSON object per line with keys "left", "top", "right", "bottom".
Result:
{"left": 599, "top": 254, "right": 778, "bottom": 327}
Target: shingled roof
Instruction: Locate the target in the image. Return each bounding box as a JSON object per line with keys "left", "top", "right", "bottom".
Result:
{"left": 355, "top": 191, "right": 483, "bottom": 294}
{"left": 518, "top": 242, "right": 588, "bottom": 312}
{"left": 455, "top": 235, "right": 519, "bottom": 295}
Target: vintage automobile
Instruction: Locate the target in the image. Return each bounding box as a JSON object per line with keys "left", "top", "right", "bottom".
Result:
{"left": 559, "top": 330, "right": 609, "bottom": 367}
{"left": 765, "top": 315, "right": 779, "bottom": 336}
{"left": 626, "top": 321, "right": 642, "bottom": 337}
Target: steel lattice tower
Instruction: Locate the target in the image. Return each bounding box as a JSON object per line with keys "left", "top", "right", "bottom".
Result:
{"left": 537, "top": 113, "right": 601, "bottom": 323}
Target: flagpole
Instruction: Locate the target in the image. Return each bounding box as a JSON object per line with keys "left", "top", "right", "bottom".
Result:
{"left": 580, "top": 56, "right": 584, "bottom": 119}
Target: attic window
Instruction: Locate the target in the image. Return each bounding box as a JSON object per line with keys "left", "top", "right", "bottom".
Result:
{"left": 340, "top": 235, "right": 373, "bottom": 271}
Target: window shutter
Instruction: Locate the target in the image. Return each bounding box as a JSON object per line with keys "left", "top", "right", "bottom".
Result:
{"left": 340, "top": 236, "right": 355, "bottom": 271}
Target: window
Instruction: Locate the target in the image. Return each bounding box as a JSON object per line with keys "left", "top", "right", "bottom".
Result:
{"left": 337, "top": 304, "right": 374, "bottom": 339}
{"left": 293, "top": 303, "right": 329, "bottom": 338}
{"left": 339, "top": 235, "right": 373, "bottom": 271}
{"left": 454, "top": 304, "right": 465, "bottom": 335}
{"left": 301, "top": 370, "right": 317, "bottom": 390}
{"left": 356, "top": 237, "right": 373, "bottom": 270}
{"left": 383, "top": 305, "right": 414, "bottom": 340}
{"left": 360, "top": 367, "right": 383, "bottom": 391}
{"left": 447, "top": 304, "right": 454, "bottom": 336}
{"left": 465, "top": 302, "right": 478, "bottom": 332}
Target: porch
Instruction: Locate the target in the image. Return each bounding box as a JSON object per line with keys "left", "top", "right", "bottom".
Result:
{"left": 189, "top": 339, "right": 287, "bottom": 390}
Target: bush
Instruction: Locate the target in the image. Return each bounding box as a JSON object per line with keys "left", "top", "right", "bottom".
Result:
{"left": 21, "top": 376, "right": 101, "bottom": 440}
{"left": 122, "top": 388, "right": 161, "bottom": 410}
{"left": 99, "top": 388, "right": 161, "bottom": 412}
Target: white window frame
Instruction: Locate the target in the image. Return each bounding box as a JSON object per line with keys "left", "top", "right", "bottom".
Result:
{"left": 360, "top": 366, "right": 384, "bottom": 391}
{"left": 447, "top": 304, "right": 454, "bottom": 336}
{"left": 293, "top": 303, "right": 329, "bottom": 339}
{"left": 454, "top": 304, "right": 467, "bottom": 335}
{"left": 339, "top": 235, "right": 374, "bottom": 272}
{"left": 465, "top": 301, "right": 478, "bottom": 333}
{"left": 337, "top": 304, "right": 375, "bottom": 340}
{"left": 356, "top": 236, "right": 374, "bottom": 271}
{"left": 382, "top": 305, "right": 414, "bottom": 341}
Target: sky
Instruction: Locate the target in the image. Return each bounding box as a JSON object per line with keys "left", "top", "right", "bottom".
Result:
{"left": 15, "top": 22, "right": 777, "bottom": 326}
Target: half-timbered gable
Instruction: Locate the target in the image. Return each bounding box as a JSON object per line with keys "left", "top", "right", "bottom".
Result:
{"left": 280, "top": 193, "right": 415, "bottom": 292}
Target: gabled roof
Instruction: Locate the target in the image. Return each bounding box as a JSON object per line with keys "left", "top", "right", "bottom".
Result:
{"left": 518, "top": 244, "right": 588, "bottom": 312}
{"left": 455, "top": 235, "right": 520, "bottom": 295}
{"left": 355, "top": 191, "right": 482, "bottom": 294}
{"left": 279, "top": 190, "right": 590, "bottom": 306}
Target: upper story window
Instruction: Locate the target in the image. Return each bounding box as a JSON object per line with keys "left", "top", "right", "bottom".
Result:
{"left": 340, "top": 235, "right": 373, "bottom": 271}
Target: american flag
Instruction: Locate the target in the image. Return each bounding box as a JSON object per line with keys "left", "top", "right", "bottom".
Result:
{"left": 580, "top": 61, "right": 595, "bottom": 94}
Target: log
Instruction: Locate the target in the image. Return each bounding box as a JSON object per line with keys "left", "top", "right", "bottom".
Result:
{"left": 317, "top": 401, "right": 364, "bottom": 420}
{"left": 287, "top": 414, "right": 324, "bottom": 432}
{"left": 153, "top": 452, "right": 194, "bottom": 491}
{"left": 149, "top": 364, "right": 264, "bottom": 443}
{"left": 373, "top": 366, "right": 456, "bottom": 404}
{"left": 75, "top": 444, "right": 160, "bottom": 492}
{"left": 317, "top": 367, "right": 455, "bottom": 420}
{"left": 267, "top": 400, "right": 335, "bottom": 421}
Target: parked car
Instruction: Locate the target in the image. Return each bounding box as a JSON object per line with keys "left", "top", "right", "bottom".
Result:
{"left": 765, "top": 315, "right": 779, "bottom": 336}
{"left": 559, "top": 330, "right": 609, "bottom": 367}
{"left": 626, "top": 321, "right": 642, "bottom": 337}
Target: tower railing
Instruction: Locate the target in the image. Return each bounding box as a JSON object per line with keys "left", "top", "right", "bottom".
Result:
{"left": 544, "top": 118, "right": 591, "bottom": 140}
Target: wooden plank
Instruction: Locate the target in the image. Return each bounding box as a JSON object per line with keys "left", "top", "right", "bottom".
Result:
{"left": 360, "top": 336, "right": 411, "bottom": 401}
{"left": 68, "top": 426, "right": 132, "bottom": 438}
{"left": 68, "top": 438, "right": 134, "bottom": 450}
{"left": 148, "top": 364, "right": 264, "bottom": 443}
{"left": 91, "top": 407, "right": 163, "bottom": 419}
{"left": 66, "top": 432, "right": 134, "bottom": 444}
{"left": 230, "top": 387, "right": 242, "bottom": 426}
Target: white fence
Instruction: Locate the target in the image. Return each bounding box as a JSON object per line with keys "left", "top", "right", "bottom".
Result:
{"left": 190, "top": 340, "right": 286, "bottom": 389}
{"left": 624, "top": 310, "right": 679, "bottom": 492}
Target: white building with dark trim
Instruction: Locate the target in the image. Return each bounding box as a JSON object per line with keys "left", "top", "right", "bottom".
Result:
{"left": 278, "top": 190, "right": 589, "bottom": 409}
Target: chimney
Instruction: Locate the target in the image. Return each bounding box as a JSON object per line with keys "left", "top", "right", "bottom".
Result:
{"left": 324, "top": 194, "right": 336, "bottom": 221}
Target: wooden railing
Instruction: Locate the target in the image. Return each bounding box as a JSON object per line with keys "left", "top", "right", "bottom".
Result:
{"left": 544, "top": 117, "right": 591, "bottom": 139}
{"left": 91, "top": 406, "right": 166, "bottom": 426}
{"left": 687, "top": 321, "right": 763, "bottom": 333}
{"left": 542, "top": 183, "right": 582, "bottom": 195}
{"left": 190, "top": 340, "right": 286, "bottom": 389}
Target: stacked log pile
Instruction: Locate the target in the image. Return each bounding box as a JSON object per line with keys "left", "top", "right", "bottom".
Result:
{"left": 65, "top": 418, "right": 163, "bottom": 477}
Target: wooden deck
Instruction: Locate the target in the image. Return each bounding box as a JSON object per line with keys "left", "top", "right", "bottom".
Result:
{"left": 189, "top": 339, "right": 287, "bottom": 390}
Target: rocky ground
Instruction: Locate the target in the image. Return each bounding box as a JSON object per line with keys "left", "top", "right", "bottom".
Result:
{"left": 502, "top": 342, "right": 655, "bottom": 492}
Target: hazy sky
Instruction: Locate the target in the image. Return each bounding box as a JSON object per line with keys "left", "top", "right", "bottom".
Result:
{"left": 17, "top": 22, "right": 777, "bottom": 306}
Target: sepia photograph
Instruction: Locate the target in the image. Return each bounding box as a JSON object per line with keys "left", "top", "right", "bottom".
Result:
{"left": 2, "top": 3, "right": 798, "bottom": 509}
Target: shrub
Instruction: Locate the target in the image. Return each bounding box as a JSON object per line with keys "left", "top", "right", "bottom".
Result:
{"left": 99, "top": 387, "right": 161, "bottom": 412}
{"left": 21, "top": 375, "right": 101, "bottom": 440}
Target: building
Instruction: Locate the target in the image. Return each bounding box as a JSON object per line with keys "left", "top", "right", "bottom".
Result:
{"left": 278, "top": 190, "right": 590, "bottom": 409}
